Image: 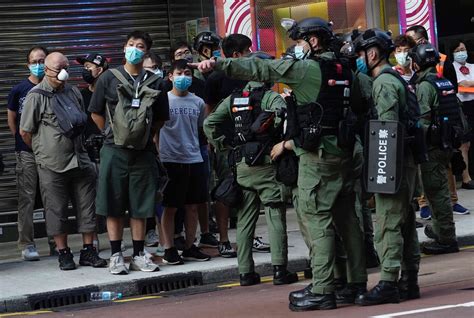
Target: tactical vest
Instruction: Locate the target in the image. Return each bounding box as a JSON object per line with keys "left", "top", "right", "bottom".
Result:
{"left": 423, "top": 74, "right": 464, "bottom": 150}
{"left": 230, "top": 86, "right": 270, "bottom": 146}
{"left": 293, "top": 57, "right": 353, "bottom": 152}
{"left": 423, "top": 74, "right": 462, "bottom": 127}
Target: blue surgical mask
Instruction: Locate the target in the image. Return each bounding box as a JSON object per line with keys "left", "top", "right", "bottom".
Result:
{"left": 294, "top": 45, "right": 306, "bottom": 60}
{"left": 125, "top": 46, "right": 145, "bottom": 65}
{"left": 183, "top": 54, "right": 194, "bottom": 63}
{"left": 212, "top": 50, "right": 221, "bottom": 58}
{"left": 29, "top": 63, "right": 45, "bottom": 78}
{"left": 453, "top": 51, "right": 468, "bottom": 64}
{"left": 356, "top": 57, "right": 368, "bottom": 74}
{"left": 173, "top": 75, "right": 192, "bottom": 91}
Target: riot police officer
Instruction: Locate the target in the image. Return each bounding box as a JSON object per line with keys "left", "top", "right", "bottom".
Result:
{"left": 204, "top": 51, "right": 298, "bottom": 287}
{"left": 409, "top": 43, "right": 460, "bottom": 255}
{"left": 354, "top": 29, "right": 421, "bottom": 305}
{"left": 193, "top": 31, "right": 222, "bottom": 81}
{"left": 194, "top": 17, "right": 367, "bottom": 311}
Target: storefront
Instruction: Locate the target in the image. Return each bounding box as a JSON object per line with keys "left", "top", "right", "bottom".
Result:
{"left": 214, "top": 0, "right": 441, "bottom": 58}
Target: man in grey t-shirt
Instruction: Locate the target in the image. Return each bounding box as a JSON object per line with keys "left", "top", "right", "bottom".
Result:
{"left": 159, "top": 60, "right": 211, "bottom": 265}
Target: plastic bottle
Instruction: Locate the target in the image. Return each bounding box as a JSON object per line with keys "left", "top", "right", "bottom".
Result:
{"left": 90, "top": 291, "right": 123, "bottom": 301}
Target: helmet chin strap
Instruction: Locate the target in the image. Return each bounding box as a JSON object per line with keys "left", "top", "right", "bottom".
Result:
{"left": 364, "top": 49, "right": 384, "bottom": 76}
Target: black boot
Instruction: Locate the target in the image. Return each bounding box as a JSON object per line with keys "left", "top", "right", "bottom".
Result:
{"left": 273, "top": 265, "right": 298, "bottom": 285}
{"left": 289, "top": 292, "right": 336, "bottom": 312}
{"left": 289, "top": 283, "right": 312, "bottom": 303}
{"left": 336, "top": 283, "right": 367, "bottom": 304}
{"left": 398, "top": 270, "right": 420, "bottom": 301}
{"left": 240, "top": 272, "right": 261, "bottom": 286}
{"left": 421, "top": 240, "right": 459, "bottom": 255}
{"left": 424, "top": 224, "right": 439, "bottom": 240}
{"left": 365, "top": 235, "right": 380, "bottom": 268}
{"left": 355, "top": 281, "right": 400, "bottom": 306}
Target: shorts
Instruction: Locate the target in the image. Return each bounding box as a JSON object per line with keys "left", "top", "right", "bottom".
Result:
{"left": 96, "top": 145, "right": 158, "bottom": 219}
{"left": 37, "top": 164, "right": 97, "bottom": 236}
{"left": 162, "top": 162, "right": 207, "bottom": 208}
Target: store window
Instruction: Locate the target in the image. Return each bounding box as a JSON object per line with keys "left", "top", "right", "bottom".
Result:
{"left": 255, "top": 0, "right": 367, "bottom": 58}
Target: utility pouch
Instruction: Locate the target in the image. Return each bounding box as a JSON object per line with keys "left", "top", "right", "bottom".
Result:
{"left": 427, "top": 122, "right": 441, "bottom": 147}
{"left": 276, "top": 151, "right": 299, "bottom": 186}
{"left": 439, "top": 118, "right": 452, "bottom": 150}
{"left": 301, "top": 125, "right": 321, "bottom": 152}
{"left": 244, "top": 141, "right": 264, "bottom": 166}
{"left": 338, "top": 110, "right": 357, "bottom": 150}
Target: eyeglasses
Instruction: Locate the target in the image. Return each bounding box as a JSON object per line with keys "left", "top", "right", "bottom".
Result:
{"left": 175, "top": 49, "right": 191, "bottom": 58}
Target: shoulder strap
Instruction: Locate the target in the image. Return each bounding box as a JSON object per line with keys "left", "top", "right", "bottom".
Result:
{"left": 30, "top": 88, "right": 54, "bottom": 98}
{"left": 141, "top": 73, "right": 160, "bottom": 87}
{"left": 110, "top": 68, "right": 131, "bottom": 87}
{"left": 379, "top": 68, "right": 408, "bottom": 89}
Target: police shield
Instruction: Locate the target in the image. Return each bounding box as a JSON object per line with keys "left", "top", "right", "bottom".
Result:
{"left": 364, "top": 120, "right": 405, "bottom": 194}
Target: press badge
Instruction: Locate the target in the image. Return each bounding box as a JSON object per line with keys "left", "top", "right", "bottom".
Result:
{"left": 233, "top": 97, "right": 250, "bottom": 105}
{"left": 131, "top": 98, "right": 140, "bottom": 108}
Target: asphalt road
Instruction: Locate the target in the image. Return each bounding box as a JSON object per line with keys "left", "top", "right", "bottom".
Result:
{"left": 5, "top": 246, "right": 474, "bottom": 318}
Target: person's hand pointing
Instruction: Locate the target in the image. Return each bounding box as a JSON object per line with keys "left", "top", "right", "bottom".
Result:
{"left": 188, "top": 59, "right": 217, "bottom": 73}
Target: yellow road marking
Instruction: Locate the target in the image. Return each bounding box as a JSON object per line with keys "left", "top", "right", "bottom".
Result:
{"left": 218, "top": 272, "right": 307, "bottom": 288}
{"left": 114, "top": 295, "right": 162, "bottom": 303}
{"left": 0, "top": 311, "right": 52, "bottom": 317}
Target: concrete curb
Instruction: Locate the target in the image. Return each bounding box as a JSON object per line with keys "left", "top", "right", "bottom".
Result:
{"left": 0, "top": 257, "right": 309, "bottom": 313}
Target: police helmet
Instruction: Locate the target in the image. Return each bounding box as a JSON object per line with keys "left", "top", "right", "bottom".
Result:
{"left": 354, "top": 28, "right": 395, "bottom": 55}
{"left": 248, "top": 51, "right": 274, "bottom": 60}
{"left": 338, "top": 29, "right": 364, "bottom": 58}
{"left": 288, "top": 17, "right": 334, "bottom": 43}
{"left": 409, "top": 43, "right": 440, "bottom": 69}
{"left": 193, "top": 31, "right": 222, "bottom": 52}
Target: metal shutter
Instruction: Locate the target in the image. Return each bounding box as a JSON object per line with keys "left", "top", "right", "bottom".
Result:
{"left": 0, "top": 0, "right": 170, "bottom": 240}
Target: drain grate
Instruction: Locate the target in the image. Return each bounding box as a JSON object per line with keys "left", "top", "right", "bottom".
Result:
{"left": 28, "top": 286, "right": 99, "bottom": 310}
{"left": 137, "top": 272, "right": 203, "bottom": 295}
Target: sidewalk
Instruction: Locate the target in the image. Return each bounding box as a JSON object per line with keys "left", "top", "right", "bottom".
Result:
{"left": 1, "top": 189, "right": 473, "bottom": 313}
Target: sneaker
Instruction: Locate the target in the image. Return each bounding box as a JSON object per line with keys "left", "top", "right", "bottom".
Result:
{"left": 174, "top": 236, "right": 186, "bottom": 251}
{"left": 218, "top": 241, "right": 237, "bottom": 258}
{"left": 199, "top": 232, "right": 219, "bottom": 248}
{"left": 252, "top": 236, "right": 270, "bottom": 253}
{"left": 79, "top": 246, "right": 107, "bottom": 268}
{"left": 163, "top": 247, "right": 184, "bottom": 265}
{"left": 453, "top": 203, "right": 470, "bottom": 215}
{"left": 461, "top": 180, "right": 474, "bottom": 189}
{"left": 130, "top": 251, "right": 160, "bottom": 272}
{"left": 156, "top": 244, "right": 166, "bottom": 257}
{"left": 22, "top": 245, "right": 40, "bottom": 261}
{"left": 58, "top": 248, "right": 76, "bottom": 271}
{"left": 182, "top": 245, "right": 211, "bottom": 262}
{"left": 419, "top": 206, "right": 432, "bottom": 220}
{"left": 109, "top": 252, "right": 129, "bottom": 275}
{"left": 145, "top": 229, "right": 159, "bottom": 247}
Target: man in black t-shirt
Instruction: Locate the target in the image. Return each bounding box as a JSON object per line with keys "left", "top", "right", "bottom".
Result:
{"left": 89, "top": 30, "right": 170, "bottom": 275}
{"left": 76, "top": 53, "right": 109, "bottom": 140}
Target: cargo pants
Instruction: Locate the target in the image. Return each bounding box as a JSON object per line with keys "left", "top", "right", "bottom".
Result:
{"left": 420, "top": 149, "right": 456, "bottom": 243}
{"left": 374, "top": 156, "right": 420, "bottom": 282}
{"left": 235, "top": 157, "right": 288, "bottom": 274}
{"left": 297, "top": 149, "right": 367, "bottom": 294}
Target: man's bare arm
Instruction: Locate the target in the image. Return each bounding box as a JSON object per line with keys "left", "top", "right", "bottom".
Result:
{"left": 91, "top": 112, "right": 106, "bottom": 131}
{"left": 19, "top": 129, "right": 32, "bottom": 147}
{"left": 7, "top": 110, "right": 17, "bottom": 136}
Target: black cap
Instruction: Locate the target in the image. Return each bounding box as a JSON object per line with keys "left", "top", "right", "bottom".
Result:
{"left": 288, "top": 17, "right": 333, "bottom": 42}
{"left": 76, "top": 53, "right": 108, "bottom": 69}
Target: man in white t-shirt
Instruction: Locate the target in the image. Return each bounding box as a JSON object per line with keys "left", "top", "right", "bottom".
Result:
{"left": 159, "top": 59, "right": 212, "bottom": 264}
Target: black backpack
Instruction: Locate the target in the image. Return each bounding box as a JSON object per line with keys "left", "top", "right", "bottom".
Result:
{"left": 31, "top": 85, "right": 87, "bottom": 139}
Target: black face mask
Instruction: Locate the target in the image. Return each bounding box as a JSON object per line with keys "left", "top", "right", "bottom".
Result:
{"left": 82, "top": 68, "right": 96, "bottom": 84}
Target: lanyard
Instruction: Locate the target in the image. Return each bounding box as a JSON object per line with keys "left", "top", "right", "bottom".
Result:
{"left": 124, "top": 68, "right": 148, "bottom": 98}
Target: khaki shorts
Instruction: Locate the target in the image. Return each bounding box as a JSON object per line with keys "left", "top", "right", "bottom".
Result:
{"left": 37, "top": 164, "right": 97, "bottom": 236}
{"left": 96, "top": 145, "right": 158, "bottom": 219}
